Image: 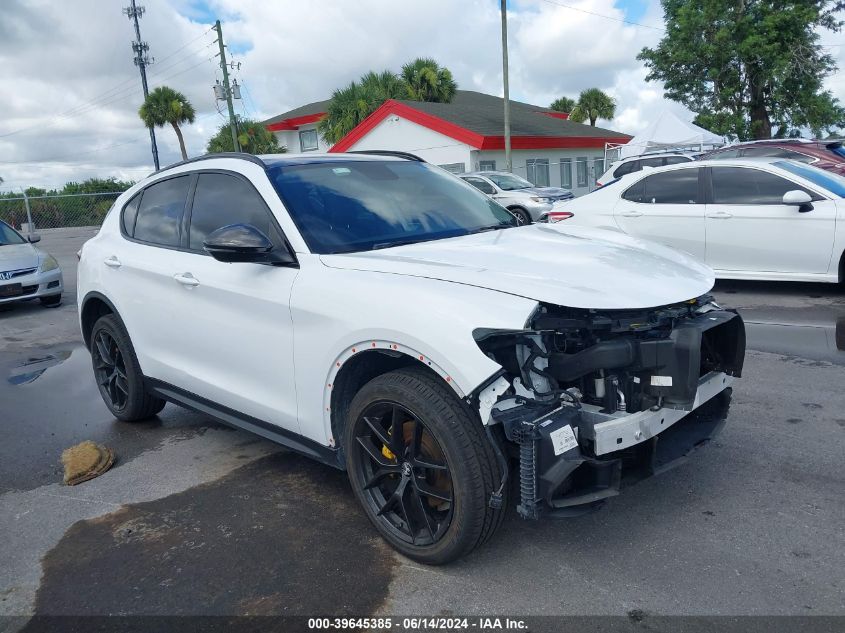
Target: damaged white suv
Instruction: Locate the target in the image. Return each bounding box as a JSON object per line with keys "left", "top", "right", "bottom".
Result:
{"left": 78, "top": 151, "right": 745, "bottom": 564}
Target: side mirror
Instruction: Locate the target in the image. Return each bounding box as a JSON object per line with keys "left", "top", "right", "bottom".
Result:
{"left": 27, "top": 234, "right": 41, "bottom": 243}
{"left": 782, "top": 190, "right": 814, "bottom": 212}
{"left": 203, "top": 223, "right": 295, "bottom": 265}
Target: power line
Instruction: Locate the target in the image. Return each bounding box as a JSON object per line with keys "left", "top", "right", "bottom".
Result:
{"left": 536, "top": 0, "right": 665, "bottom": 31}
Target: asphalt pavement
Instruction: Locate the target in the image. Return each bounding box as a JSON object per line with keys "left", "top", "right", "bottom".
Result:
{"left": 0, "top": 229, "right": 843, "bottom": 627}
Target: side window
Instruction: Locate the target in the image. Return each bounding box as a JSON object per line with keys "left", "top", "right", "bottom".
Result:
{"left": 711, "top": 167, "right": 818, "bottom": 204}
{"left": 781, "top": 150, "right": 816, "bottom": 164}
{"left": 133, "top": 176, "right": 190, "bottom": 247}
{"left": 639, "top": 157, "right": 664, "bottom": 169}
{"left": 188, "top": 173, "right": 281, "bottom": 251}
{"left": 663, "top": 156, "right": 691, "bottom": 166}
{"left": 526, "top": 159, "right": 550, "bottom": 186}
{"left": 709, "top": 149, "right": 740, "bottom": 159}
{"left": 637, "top": 168, "right": 700, "bottom": 204}
{"left": 121, "top": 193, "right": 141, "bottom": 237}
{"left": 462, "top": 177, "right": 496, "bottom": 195}
{"left": 478, "top": 160, "right": 496, "bottom": 171}
{"left": 614, "top": 160, "right": 638, "bottom": 178}
{"left": 299, "top": 129, "right": 319, "bottom": 152}
{"left": 621, "top": 177, "right": 646, "bottom": 203}
{"left": 576, "top": 157, "right": 588, "bottom": 187}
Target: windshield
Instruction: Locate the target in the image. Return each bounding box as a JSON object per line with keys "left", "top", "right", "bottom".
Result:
{"left": 0, "top": 221, "right": 26, "bottom": 246}
{"left": 486, "top": 173, "right": 534, "bottom": 191}
{"left": 774, "top": 160, "right": 845, "bottom": 198}
{"left": 266, "top": 160, "right": 518, "bottom": 254}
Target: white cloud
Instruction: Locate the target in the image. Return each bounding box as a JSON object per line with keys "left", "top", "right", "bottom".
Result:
{"left": 0, "top": 0, "right": 842, "bottom": 190}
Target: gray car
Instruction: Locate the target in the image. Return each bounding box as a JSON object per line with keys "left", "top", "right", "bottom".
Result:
{"left": 460, "top": 171, "right": 574, "bottom": 224}
{"left": 0, "top": 220, "right": 63, "bottom": 307}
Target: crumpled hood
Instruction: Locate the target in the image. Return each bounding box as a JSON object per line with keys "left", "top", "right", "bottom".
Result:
{"left": 0, "top": 243, "right": 39, "bottom": 272}
{"left": 320, "top": 224, "right": 715, "bottom": 310}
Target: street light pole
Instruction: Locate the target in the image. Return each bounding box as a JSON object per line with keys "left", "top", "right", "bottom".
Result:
{"left": 500, "top": 0, "right": 512, "bottom": 173}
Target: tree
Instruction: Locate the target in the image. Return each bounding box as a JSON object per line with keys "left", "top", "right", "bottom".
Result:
{"left": 318, "top": 70, "right": 408, "bottom": 144}
{"left": 138, "top": 86, "right": 196, "bottom": 160}
{"left": 550, "top": 96, "right": 576, "bottom": 113}
{"left": 568, "top": 88, "right": 616, "bottom": 126}
{"left": 207, "top": 118, "right": 284, "bottom": 154}
{"left": 401, "top": 58, "right": 457, "bottom": 103}
{"left": 638, "top": 1, "right": 845, "bottom": 140}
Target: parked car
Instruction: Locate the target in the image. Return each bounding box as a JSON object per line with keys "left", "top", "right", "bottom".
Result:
{"left": 0, "top": 220, "right": 63, "bottom": 307}
{"left": 78, "top": 151, "right": 744, "bottom": 564}
{"left": 700, "top": 139, "right": 845, "bottom": 176}
{"left": 539, "top": 158, "right": 845, "bottom": 283}
{"left": 459, "top": 171, "right": 573, "bottom": 224}
{"left": 596, "top": 152, "right": 695, "bottom": 187}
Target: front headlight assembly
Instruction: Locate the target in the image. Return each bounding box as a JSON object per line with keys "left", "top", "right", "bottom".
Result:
{"left": 40, "top": 255, "right": 59, "bottom": 272}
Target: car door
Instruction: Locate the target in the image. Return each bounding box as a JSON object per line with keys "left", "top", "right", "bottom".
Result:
{"left": 159, "top": 171, "right": 301, "bottom": 432}
{"left": 109, "top": 174, "right": 196, "bottom": 384}
{"left": 705, "top": 166, "right": 836, "bottom": 274}
{"left": 613, "top": 167, "right": 706, "bottom": 260}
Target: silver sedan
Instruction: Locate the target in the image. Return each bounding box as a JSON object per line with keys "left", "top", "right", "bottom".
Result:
{"left": 0, "top": 220, "right": 63, "bottom": 307}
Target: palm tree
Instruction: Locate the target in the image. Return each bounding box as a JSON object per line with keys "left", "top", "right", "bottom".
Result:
{"left": 318, "top": 71, "right": 407, "bottom": 144}
{"left": 401, "top": 58, "right": 457, "bottom": 103}
{"left": 207, "top": 118, "right": 284, "bottom": 154}
{"left": 138, "top": 86, "right": 196, "bottom": 160}
{"left": 569, "top": 88, "right": 616, "bottom": 126}
{"left": 550, "top": 96, "right": 576, "bottom": 113}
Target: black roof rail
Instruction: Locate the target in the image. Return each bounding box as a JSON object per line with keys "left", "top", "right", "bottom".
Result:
{"left": 154, "top": 152, "right": 267, "bottom": 175}
{"left": 345, "top": 150, "right": 426, "bottom": 162}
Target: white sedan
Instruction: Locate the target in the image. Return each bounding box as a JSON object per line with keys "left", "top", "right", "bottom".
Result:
{"left": 541, "top": 158, "right": 845, "bottom": 283}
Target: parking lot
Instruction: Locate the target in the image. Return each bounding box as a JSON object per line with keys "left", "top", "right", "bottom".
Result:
{"left": 1, "top": 229, "right": 844, "bottom": 626}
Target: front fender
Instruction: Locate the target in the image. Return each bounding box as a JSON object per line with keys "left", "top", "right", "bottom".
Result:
{"left": 289, "top": 258, "right": 538, "bottom": 446}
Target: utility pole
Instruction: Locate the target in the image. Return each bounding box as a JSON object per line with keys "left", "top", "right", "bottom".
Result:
{"left": 124, "top": 0, "right": 159, "bottom": 170}
{"left": 500, "top": 0, "right": 512, "bottom": 173}
{"left": 213, "top": 20, "right": 241, "bottom": 152}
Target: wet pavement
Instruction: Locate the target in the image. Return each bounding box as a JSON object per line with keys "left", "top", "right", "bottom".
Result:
{"left": 0, "top": 229, "right": 844, "bottom": 623}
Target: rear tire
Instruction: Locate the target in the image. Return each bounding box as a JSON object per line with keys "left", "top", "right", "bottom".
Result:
{"left": 509, "top": 207, "right": 531, "bottom": 225}
{"left": 344, "top": 366, "right": 508, "bottom": 565}
{"left": 40, "top": 294, "right": 62, "bottom": 308}
{"left": 90, "top": 314, "right": 165, "bottom": 422}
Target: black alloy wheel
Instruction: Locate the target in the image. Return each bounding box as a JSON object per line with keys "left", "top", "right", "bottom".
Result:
{"left": 352, "top": 401, "right": 453, "bottom": 546}
{"left": 92, "top": 329, "right": 129, "bottom": 412}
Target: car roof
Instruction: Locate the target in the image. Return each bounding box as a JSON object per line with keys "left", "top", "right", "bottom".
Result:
{"left": 462, "top": 171, "right": 518, "bottom": 177}
{"left": 615, "top": 152, "right": 692, "bottom": 161}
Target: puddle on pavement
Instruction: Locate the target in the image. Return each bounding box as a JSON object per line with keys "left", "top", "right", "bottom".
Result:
{"left": 23, "top": 452, "right": 396, "bottom": 620}
{"left": 0, "top": 345, "right": 221, "bottom": 492}
{"left": 744, "top": 316, "right": 845, "bottom": 364}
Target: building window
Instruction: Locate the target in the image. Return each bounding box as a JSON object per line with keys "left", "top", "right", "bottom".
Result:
{"left": 299, "top": 129, "right": 319, "bottom": 152}
{"left": 576, "top": 157, "right": 588, "bottom": 187}
{"left": 593, "top": 158, "right": 605, "bottom": 184}
{"left": 479, "top": 160, "right": 496, "bottom": 171}
{"left": 438, "top": 162, "right": 466, "bottom": 174}
{"left": 526, "top": 159, "right": 550, "bottom": 186}
{"left": 559, "top": 158, "right": 572, "bottom": 189}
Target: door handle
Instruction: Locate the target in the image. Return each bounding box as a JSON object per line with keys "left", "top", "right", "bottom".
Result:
{"left": 173, "top": 272, "right": 200, "bottom": 287}
{"left": 104, "top": 256, "right": 122, "bottom": 268}
{"left": 619, "top": 210, "right": 643, "bottom": 218}
{"left": 707, "top": 211, "right": 733, "bottom": 219}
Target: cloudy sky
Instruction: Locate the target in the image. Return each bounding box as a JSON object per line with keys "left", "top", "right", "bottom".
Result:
{"left": 0, "top": 0, "right": 842, "bottom": 190}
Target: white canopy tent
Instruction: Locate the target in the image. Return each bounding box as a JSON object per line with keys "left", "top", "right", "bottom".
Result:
{"left": 610, "top": 110, "right": 724, "bottom": 160}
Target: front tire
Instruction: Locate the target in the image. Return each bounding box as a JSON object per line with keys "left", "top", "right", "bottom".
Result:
{"left": 508, "top": 207, "right": 531, "bottom": 225}
{"left": 90, "top": 314, "right": 165, "bottom": 422}
{"left": 344, "top": 367, "right": 507, "bottom": 565}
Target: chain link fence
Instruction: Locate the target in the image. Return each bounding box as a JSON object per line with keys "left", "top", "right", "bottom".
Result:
{"left": 0, "top": 192, "right": 124, "bottom": 232}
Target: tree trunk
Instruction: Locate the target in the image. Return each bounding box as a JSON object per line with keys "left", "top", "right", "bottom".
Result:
{"left": 748, "top": 74, "right": 772, "bottom": 139}
{"left": 171, "top": 122, "right": 188, "bottom": 160}
{"left": 589, "top": 115, "right": 597, "bottom": 126}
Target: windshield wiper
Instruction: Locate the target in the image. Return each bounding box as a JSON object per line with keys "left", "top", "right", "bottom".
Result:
{"left": 468, "top": 224, "right": 513, "bottom": 235}
{"left": 372, "top": 238, "right": 425, "bottom": 250}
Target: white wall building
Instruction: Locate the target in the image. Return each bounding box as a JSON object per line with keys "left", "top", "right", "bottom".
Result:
{"left": 265, "top": 91, "right": 630, "bottom": 195}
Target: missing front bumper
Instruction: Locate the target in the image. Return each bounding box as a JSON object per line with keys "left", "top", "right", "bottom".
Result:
{"left": 494, "top": 375, "right": 734, "bottom": 520}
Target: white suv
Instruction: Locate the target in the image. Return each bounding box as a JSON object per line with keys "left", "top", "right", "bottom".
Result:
{"left": 78, "top": 151, "right": 744, "bottom": 564}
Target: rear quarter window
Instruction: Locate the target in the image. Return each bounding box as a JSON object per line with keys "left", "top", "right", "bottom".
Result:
{"left": 133, "top": 175, "right": 191, "bottom": 247}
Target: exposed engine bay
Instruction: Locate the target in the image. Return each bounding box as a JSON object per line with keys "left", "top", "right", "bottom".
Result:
{"left": 473, "top": 296, "right": 746, "bottom": 519}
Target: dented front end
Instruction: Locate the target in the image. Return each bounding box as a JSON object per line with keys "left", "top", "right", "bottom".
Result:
{"left": 474, "top": 296, "right": 745, "bottom": 519}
